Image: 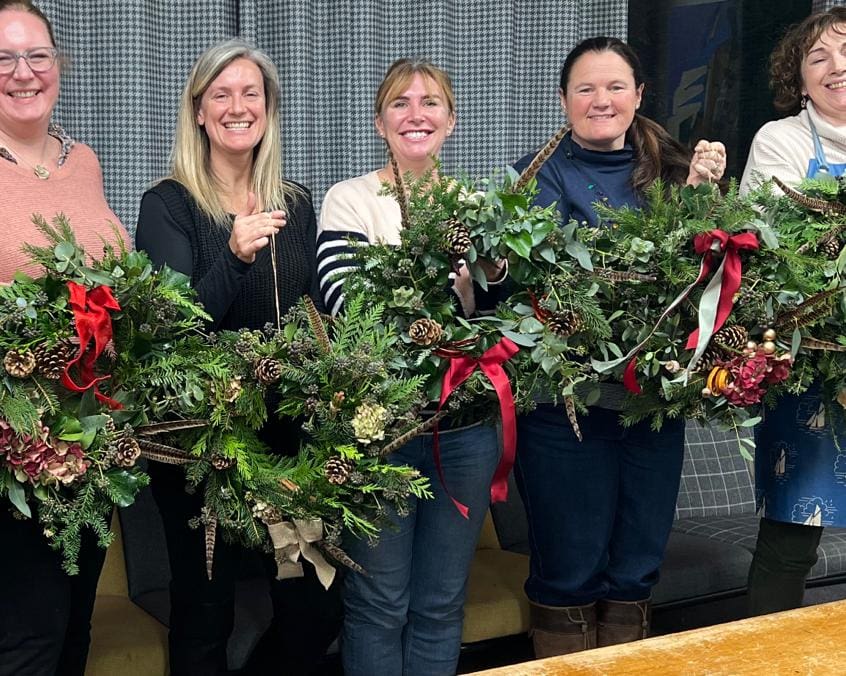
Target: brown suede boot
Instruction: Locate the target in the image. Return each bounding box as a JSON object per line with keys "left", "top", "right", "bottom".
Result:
{"left": 596, "top": 598, "right": 651, "bottom": 647}
{"left": 529, "top": 600, "right": 597, "bottom": 658}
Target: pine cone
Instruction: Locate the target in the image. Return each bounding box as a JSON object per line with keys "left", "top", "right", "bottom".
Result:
{"left": 3, "top": 349, "right": 36, "bottom": 378}
{"left": 712, "top": 325, "right": 748, "bottom": 351}
{"left": 211, "top": 454, "right": 236, "bottom": 470}
{"left": 443, "top": 217, "right": 471, "bottom": 256}
{"left": 696, "top": 345, "right": 724, "bottom": 372}
{"left": 254, "top": 357, "right": 282, "bottom": 385}
{"left": 546, "top": 310, "right": 584, "bottom": 338}
{"left": 324, "top": 456, "right": 355, "bottom": 485}
{"left": 33, "top": 340, "right": 74, "bottom": 380}
{"left": 408, "top": 318, "right": 443, "bottom": 346}
{"left": 819, "top": 237, "right": 843, "bottom": 259}
{"left": 114, "top": 436, "right": 141, "bottom": 468}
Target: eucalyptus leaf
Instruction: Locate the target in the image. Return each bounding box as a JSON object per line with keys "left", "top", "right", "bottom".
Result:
{"left": 54, "top": 241, "right": 75, "bottom": 261}
{"left": 791, "top": 327, "right": 802, "bottom": 359}
{"left": 6, "top": 476, "right": 31, "bottom": 518}
{"left": 501, "top": 330, "right": 537, "bottom": 347}
{"left": 519, "top": 316, "right": 545, "bottom": 333}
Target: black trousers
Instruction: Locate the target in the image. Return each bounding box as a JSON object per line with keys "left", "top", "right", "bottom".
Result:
{"left": 0, "top": 507, "right": 107, "bottom": 676}
{"left": 148, "top": 461, "right": 343, "bottom": 676}
{"left": 747, "top": 517, "right": 823, "bottom": 616}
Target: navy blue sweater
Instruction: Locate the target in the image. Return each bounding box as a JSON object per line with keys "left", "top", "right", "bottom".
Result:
{"left": 513, "top": 133, "right": 639, "bottom": 226}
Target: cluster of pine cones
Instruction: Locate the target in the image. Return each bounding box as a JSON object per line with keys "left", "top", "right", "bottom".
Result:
{"left": 3, "top": 340, "right": 74, "bottom": 379}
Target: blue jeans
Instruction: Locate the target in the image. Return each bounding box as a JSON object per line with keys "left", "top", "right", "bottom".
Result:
{"left": 342, "top": 422, "right": 500, "bottom": 676}
{"left": 515, "top": 404, "right": 685, "bottom": 607}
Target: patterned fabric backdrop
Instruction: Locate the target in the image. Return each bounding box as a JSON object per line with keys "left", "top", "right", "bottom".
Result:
{"left": 38, "top": 0, "right": 627, "bottom": 232}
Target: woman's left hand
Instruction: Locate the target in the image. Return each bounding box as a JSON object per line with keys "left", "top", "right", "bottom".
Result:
{"left": 686, "top": 140, "right": 727, "bottom": 186}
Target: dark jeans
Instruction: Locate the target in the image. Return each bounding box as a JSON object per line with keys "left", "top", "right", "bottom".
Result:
{"left": 342, "top": 422, "right": 500, "bottom": 676}
{"left": 148, "top": 462, "right": 343, "bottom": 676}
{"left": 0, "top": 507, "right": 107, "bottom": 676}
{"left": 747, "top": 517, "right": 823, "bottom": 616}
{"left": 515, "top": 404, "right": 685, "bottom": 607}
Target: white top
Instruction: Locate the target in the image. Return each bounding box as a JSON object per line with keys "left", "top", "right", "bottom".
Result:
{"left": 741, "top": 101, "right": 846, "bottom": 193}
{"left": 316, "top": 170, "right": 401, "bottom": 314}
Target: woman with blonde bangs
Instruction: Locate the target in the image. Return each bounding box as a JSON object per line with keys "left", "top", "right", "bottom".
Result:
{"left": 135, "top": 38, "right": 340, "bottom": 676}
{"left": 318, "top": 57, "right": 505, "bottom": 676}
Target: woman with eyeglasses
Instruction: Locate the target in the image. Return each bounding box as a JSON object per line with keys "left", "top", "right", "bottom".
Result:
{"left": 0, "top": 2, "right": 130, "bottom": 675}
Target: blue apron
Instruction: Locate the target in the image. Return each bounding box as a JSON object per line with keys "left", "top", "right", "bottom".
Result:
{"left": 755, "top": 118, "right": 846, "bottom": 526}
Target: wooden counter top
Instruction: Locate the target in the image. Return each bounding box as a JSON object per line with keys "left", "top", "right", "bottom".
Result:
{"left": 469, "top": 600, "right": 846, "bottom": 675}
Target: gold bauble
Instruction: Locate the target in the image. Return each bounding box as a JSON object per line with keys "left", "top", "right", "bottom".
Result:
{"left": 763, "top": 328, "right": 777, "bottom": 342}
{"left": 702, "top": 387, "right": 712, "bottom": 397}
{"left": 762, "top": 341, "right": 776, "bottom": 355}
{"left": 746, "top": 340, "right": 758, "bottom": 351}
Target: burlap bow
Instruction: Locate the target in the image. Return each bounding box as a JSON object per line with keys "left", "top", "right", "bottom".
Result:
{"left": 266, "top": 518, "right": 335, "bottom": 590}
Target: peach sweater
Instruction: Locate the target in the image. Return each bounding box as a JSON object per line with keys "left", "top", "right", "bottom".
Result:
{"left": 0, "top": 141, "right": 129, "bottom": 282}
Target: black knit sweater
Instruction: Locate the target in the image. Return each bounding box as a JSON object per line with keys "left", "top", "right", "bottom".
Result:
{"left": 135, "top": 178, "right": 323, "bottom": 331}
{"left": 135, "top": 179, "right": 321, "bottom": 452}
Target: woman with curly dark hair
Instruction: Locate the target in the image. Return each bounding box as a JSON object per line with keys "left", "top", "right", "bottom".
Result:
{"left": 741, "top": 7, "right": 846, "bottom": 617}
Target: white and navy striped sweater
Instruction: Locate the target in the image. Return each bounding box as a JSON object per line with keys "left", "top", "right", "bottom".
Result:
{"left": 317, "top": 171, "right": 402, "bottom": 315}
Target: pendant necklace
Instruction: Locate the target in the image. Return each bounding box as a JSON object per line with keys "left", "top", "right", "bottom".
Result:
{"left": 0, "top": 134, "right": 53, "bottom": 179}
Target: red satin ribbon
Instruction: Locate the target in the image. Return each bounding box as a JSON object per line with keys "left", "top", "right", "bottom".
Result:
{"left": 685, "top": 230, "right": 759, "bottom": 349}
{"left": 61, "top": 281, "right": 123, "bottom": 409}
{"left": 623, "top": 359, "right": 642, "bottom": 395}
{"left": 434, "top": 337, "right": 519, "bottom": 518}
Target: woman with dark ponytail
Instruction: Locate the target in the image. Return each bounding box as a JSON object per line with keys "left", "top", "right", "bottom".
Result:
{"left": 512, "top": 36, "right": 726, "bottom": 658}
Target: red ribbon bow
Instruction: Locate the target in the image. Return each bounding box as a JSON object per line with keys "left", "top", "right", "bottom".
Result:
{"left": 61, "top": 281, "right": 123, "bottom": 409}
{"left": 685, "top": 230, "right": 759, "bottom": 349}
{"left": 434, "top": 337, "right": 519, "bottom": 518}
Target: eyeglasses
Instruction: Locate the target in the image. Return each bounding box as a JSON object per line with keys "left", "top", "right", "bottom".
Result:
{"left": 0, "top": 47, "right": 58, "bottom": 74}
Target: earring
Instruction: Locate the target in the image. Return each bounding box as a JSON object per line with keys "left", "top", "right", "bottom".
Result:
{"left": 801, "top": 94, "right": 809, "bottom": 109}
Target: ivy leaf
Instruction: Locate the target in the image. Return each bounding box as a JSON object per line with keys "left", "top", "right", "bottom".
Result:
{"left": 565, "top": 241, "right": 594, "bottom": 271}
{"left": 536, "top": 245, "right": 556, "bottom": 264}
{"left": 503, "top": 231, "right": 533, "bottom": 259}
{"left": 105, "top": 469, "right": 143, "bottom": 508}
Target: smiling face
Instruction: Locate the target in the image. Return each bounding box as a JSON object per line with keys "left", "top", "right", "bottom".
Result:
{"left": 196, "top": 57, "right": 267, "bottom": 162}
{"left": 801, "top": 23, "right": 846, "bottom": 126}
{"left": 561, "top": 49, "right": 643, "bottom": 152}
{"left": 0, "top": 8, "right": 59, "bottom": 137}
{"left": 375, "top": 73, "right": 455, "bottom": 172}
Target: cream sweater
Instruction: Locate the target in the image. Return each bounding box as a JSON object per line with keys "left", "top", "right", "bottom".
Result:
{"left": 316, "top": 170, "right": 401, "bottom": 314}
{"left": 0, "top": 142, "right": 127, "bottom": 282}
{"left": 741, "top": 101, "right": 846, "bottom": 192}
